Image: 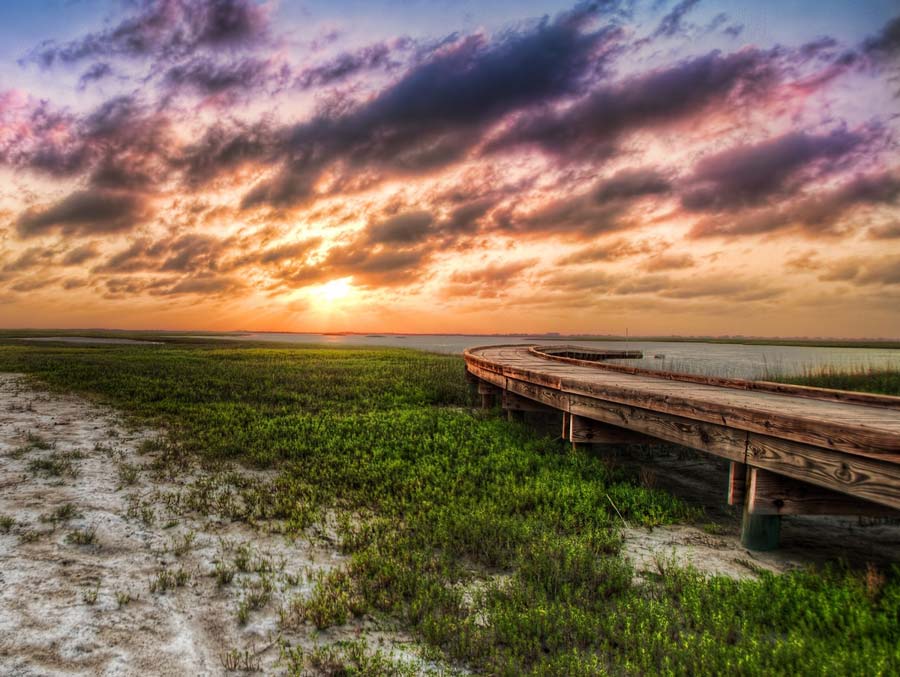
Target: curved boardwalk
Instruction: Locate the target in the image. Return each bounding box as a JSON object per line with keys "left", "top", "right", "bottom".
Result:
{"left": 464, "top": 344, "right": 900, "bottom": 549}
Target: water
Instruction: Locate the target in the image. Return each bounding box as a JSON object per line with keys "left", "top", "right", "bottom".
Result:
{"left": 226, "top": 333, "right": 900, "bottom": 380}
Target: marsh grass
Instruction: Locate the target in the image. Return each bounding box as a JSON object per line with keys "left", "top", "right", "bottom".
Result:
{"left": 0, "top": 341, "right": 898, "bottom": 674}
{"left": 41, "top": 503, "right": 81, "bottom": 524}
{"left": 66, "top": 526, "right": 97, "bottom": 545}
{"left": 116, "top": 589, "right": 134, "bottom": 608}
{"left": 775, "top": 365, "right": 900, "bottom": 396}
{"left": 81, "top": 582, "right": 100, "bottom": 606}
{"left": 8, "top": 432, "right": 55, "bottom": 459}
{"left": 117, "top": 462, "right": 140, "bottom": 487}
{"left": 220, "top": 647, "right": 261, "bottom": 672}
{"left": 281, "top": 639, "right": 424, "bottom": 677}
{"left": 149, "top": 566, "right": 191, "bottom": 594}
{"left": 27, "top": 450, "right": 83, "bottom": 479}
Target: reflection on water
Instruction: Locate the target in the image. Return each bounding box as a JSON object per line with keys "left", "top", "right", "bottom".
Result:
{"left": 229, "top": 333, "right": 900, "bottom": 381}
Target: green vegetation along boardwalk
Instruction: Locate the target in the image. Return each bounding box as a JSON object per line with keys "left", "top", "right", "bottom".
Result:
{"left": 465, "top": 344, "right": 900, "bottom": 550}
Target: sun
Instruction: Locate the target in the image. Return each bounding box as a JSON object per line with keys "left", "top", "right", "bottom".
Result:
{"left": 312, "top": 277, "right": 354, "bottom": 307}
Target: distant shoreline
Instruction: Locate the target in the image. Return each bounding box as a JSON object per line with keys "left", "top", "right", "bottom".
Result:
{"left": 2, "top": 329, "right": 899, "bottom": 350}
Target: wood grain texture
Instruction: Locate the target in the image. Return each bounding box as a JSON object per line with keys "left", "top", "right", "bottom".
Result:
{"left": 746, "top": 467, "right": 900, "bottom": 517}
{"left": 502, "top": 391, "right": 553, "bottom": 413}
{"left": 746, "top": 433, "right": 900, "bottom": 510}
{"left": 569, "top": 415, "right": 656, "bottom": 445}
{"left": 728, "top": 462, "right": 747, "bottom": 506}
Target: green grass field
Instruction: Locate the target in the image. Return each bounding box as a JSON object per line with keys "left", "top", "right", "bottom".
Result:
{"left": 0, "top": 339, "right": 898, "bottom": 675}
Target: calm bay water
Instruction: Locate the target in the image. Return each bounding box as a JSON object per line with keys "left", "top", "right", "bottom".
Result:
{"left": 231, "top": 333, "right": 900, "bottom": 380}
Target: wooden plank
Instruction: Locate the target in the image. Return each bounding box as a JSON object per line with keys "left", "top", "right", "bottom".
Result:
{"left": 569, "top": 415, "right": 656, "bottom": 445}
{"left": 746, "top": 433, "right": 900, "bottom": 510}
{"left": 502, "top": 390, "right": 553, "bottom": 413}
{"left": 728, "top": 462, "right": 747, "bottom": 506}
{"left": 746, "top": 467, "right": 900, "bottom": 517}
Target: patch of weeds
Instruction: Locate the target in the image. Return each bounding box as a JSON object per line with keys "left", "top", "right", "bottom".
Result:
{"left": 116, "top": 589, "right": 134, "bottom": 608}
{"left": 281, "top": 640, "right": 421, "bottom": 677}
{"left": 282, "top": 568, "right": 361, "bottom": 631}
{"left": 702, "top": 522, "right": 726, "bottom": 535}
{"left": 40, "top": 503, "right": 81, "bottom": 524}
{"left": 236, "top": 575, "right": 275, "bottom": 625}
{"left": 27, "top": 450, "right": 83, "bottom": 479}
{"left": 126, "top": 496, "right": 156, "bottom": 527}
{"left": 25, "top": 432, "right": 53, "bottom": 450}
{"left": 19, "top": 528, "right": 46, "bottom": 543}
{"left": 233, "top": 543, "right": 254, "bottom": 572}
{"left": 117, "top": 462, "right": 140, "bottom": 487}
{"left": 0, "top": 515, "right": 15, "bottom": 533}
{"left": 220, "top": 647, "right": 261, "bottom": 672}
{"left": 214, "top": 561, "right": 236, "bottom": 587}
{"left": 66, "top": 526, "right": 97, "bottom": 546}
{"left": 170, "top": 530, "right": 196, "bottom": 557}
{"left": 138, "top": 437, "right": 167, "bottom": 455}
{"left": 82, "top": 582, "right": 100, "bottom": 606}
{"left": 149, "top": 566, "right": 191, "bottom": 594}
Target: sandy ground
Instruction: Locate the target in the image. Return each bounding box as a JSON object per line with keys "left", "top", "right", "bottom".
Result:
{"left": 0, "top": 374, "right": 429, "bottom": 676}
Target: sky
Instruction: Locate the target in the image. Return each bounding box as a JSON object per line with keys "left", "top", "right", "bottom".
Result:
{"left": 0, "top": 1, "right": 898, "bottom": 336}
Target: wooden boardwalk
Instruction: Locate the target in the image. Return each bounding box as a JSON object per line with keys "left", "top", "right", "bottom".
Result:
{"left": 464, "top": 344, "right": 900, "bottom": 549}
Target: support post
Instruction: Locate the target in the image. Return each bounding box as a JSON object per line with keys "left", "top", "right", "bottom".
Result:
{"left": 739, "top": 466, "right": 781, "bottom": 551}
{"left": 477, "top": 381, "right": 499, "bottom": 409}
{"left": 465, "top": 370, "right": 479, "bottom": 406}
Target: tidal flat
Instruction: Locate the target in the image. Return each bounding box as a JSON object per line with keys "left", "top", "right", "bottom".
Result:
{"left": 0, "top": 339, "right": 898, "bottom": 675}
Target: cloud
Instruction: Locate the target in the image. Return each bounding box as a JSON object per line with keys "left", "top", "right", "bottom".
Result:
{"left": 595, "top": 168, "right": 671, "bottom": 201}
{"left": 640, "top": 252, "right": 695, "bottom": 271}
{"left": 229, "top": 237, "right": 323, "bottom": 268}
{"left": 1, "top": 246, "right": 56, "bottom": 272}
{"left": 161, "top": 274, "right": 246, "bottom": 295}
{"left": 651, "top": 0, "right": 702, "bottom": 39}
{"left": 680, "top": 127, "right": 869, "bottom": 211}
{"left": 239, "top": 5, "right": 623, "bottom": 209}
{"left": 294, "top": 39, "right": 411, "bottom": 90}
{"left": 869, "top": 222, "right": 900, "bottom": 239}
{"left": 25, "top": 0, "right": 272, "bottom": 67}
{"left": 62, "top": 242, "right": 100, "bottom": 265}
{"left": 443, "top": 259, "right": 536, "bottom": 298}
{"left": 688, "top": 171, "right": 900, "bottom": 238}
{"left": 160, "top": 55, "right": 288, "bottom": 99}
{"left": 556, "top": 238, "right": 656, "bottom": 264}
{"left": 364, "top": 211, "right": 434, "bottom": 245}
{"left": 818, "top": 255, "right": 900, "bottom": 287}
{"left": 501, "top": 167, "right": 671, "bottom": 238}
{"left": 77, "top": 62, "right": 113, "bottom": 90}
{"left": 487, "top": 47, "right": 781, "bottom": 158}
{"left": 16, "top": 190, "right": 149, "bottom": 238}
{"left": 1, "top": 94, "right": 171, "bottom": 193}
{"left": 863, "top": 15, "right": 900, "bottom": 60}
